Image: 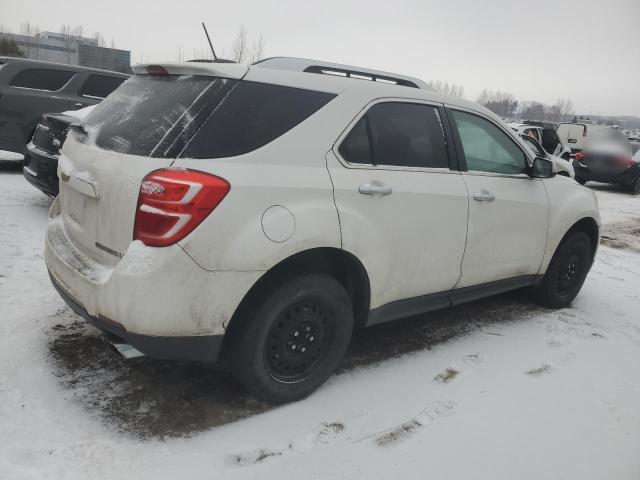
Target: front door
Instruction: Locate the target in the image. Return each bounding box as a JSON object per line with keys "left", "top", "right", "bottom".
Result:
{"left": 327, "top": 100, "right": 469, "bottom": 313}
{"left": 447, "top": 108, "right": 549, "bottom": 288}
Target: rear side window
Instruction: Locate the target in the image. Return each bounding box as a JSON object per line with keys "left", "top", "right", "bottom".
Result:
{"left": 339, "top": 102, "right": 449, "bottom": 169}
{"left": 10, "top": 68, "right": 75, "bottom": 91}
{"left": 451, "top": 110, "right": 526, "bottom": 175}
{"left": 80, "top": 74, "right": 125, "bottom": 99}
{"left": 180, "top": 82, "right": 336, "bottom": 159}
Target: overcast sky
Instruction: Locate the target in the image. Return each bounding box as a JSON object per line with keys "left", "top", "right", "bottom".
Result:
{"left": 3, "top": 0, "right": 639, "bottom": 116}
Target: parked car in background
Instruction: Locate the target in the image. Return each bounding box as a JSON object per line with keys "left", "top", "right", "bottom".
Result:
{"left": 520, "top": 134, "right": 574, "bottom": 178}
{"left": 573, "top": 132, "right": 639, "bottom": 193}
{"left": 507, "top": 121, "right": 571, "bottom": 159}
{"left": 556, "top": 123, "right": 628, "bottom": 156}
{"left": 46, "top": 58, "right": 600, "bottom": 403}
{"left": 23, "top": 105, "right": 96, "bottom": 197}
{"left": 0, "top": 57, "right": 127, "bottom": 155}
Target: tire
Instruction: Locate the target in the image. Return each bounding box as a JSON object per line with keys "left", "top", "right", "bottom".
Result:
{"left": 629, "top": 175, "right": 640, "bottom": 195}
{"left": 534, "top": 231, "right": 592, "bottom": 308}
{"left": 576, "top": 177, "right": 587, "bottom": 185}
{"left": 229, "top": 273, "right": 353, "bottom": 403}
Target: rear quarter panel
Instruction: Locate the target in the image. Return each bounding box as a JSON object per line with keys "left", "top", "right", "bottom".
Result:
{"left": 172, "top": 91, "right": 365, "bottom": 271}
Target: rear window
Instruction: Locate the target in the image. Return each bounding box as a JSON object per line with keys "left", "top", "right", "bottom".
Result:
{"left": 79, "top": 75, "right": 335, "bottom": 158}
{"left": 81, "top": 75, "right": 218, "bottom": 156}
{"left": 80, "top": 74, "right": 126, "bottom": 99}
{"left": 10, "top": 68, "right": 75, "bottom": 91}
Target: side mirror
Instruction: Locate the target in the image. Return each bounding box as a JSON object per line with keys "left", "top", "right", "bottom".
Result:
{"left": 530, "top": 157, "right": 555, "bottom": 178}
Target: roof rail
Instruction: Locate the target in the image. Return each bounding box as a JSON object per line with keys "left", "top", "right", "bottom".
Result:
{"left": 252, "top": 57, "right": 430, "bottom": 90}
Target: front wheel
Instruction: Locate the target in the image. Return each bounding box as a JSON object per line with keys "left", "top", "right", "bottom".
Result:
{"left": 534, "top": 232, "right": 593, "bottom": 308}
{"left": 229, "top": 273, "right": 353, "bottom": 403}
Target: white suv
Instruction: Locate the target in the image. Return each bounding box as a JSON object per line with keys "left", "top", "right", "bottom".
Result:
{"left": 45, "top": 58, "right": 600, "bottom": 403}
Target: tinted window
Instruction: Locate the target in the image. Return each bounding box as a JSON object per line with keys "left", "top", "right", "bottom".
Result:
{"left": 181, "top": 82, "right": 335, "bottom": 159}
{"left": 80, "top": 74, "right": 218, "bottom": 156}
{"left": 452, "top": 110, "right": 526, "bottom": 174}
{"left": 338, "top": 102, "right": 449, "bottom": 168}
{"left": 80, "top": 74, "right": 126, "bottom": 98}
{"left": 338, "top": 118, "right": 370, "bottom": 164}
{"left": 10, "top": 68, "right": 75, "bottom": 91}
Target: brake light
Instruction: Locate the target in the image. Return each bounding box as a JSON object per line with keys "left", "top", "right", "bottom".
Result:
{"left": 145, "top": 65, "right": 169, "bottom": 76}
{"left": 575, "top": 151, "right": 584, "bottom": 162}
{"left": 613, "top": 157, "right": 634, "bottom": 168}
{"left": 134, "top": 169, "right": 230, "bottom": 247}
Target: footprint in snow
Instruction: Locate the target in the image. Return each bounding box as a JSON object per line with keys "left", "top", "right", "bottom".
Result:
{"left": 226, "top": 421, "right": 345, "bottom": 467}
{"left": 434, "top": 353, "right": 482, "bottom": 384}
{"left": 372, "top": 400, "right": 458, "bottom": 447}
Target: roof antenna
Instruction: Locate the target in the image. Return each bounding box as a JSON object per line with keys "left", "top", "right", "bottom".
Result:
{"left": 201, "top": 22, "right": 218, "bottom": 61}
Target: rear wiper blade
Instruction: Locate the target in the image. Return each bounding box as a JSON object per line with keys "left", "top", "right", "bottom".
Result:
{"left": 69, "top": 123, "right": 88, "bottom": 136}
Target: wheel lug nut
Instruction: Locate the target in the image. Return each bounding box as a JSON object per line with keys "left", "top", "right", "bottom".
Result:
{"left": 294, "top": 331, "right": 299, "bottom": 337}
{"left": 291, "top": 345, "right": 296, "bottom": 350}
{"left": 301, "top": 347, "right": 306, "bottom": 353}
{"left": 309, "top": 336, "right": 314, "bottom": 342}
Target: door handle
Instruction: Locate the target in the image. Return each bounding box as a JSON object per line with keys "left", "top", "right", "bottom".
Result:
{"left": 359, "top": 183, "right": 392, "bottom": 196}
{"left": 473, "top": 189, "right": 495, "bottom": 202}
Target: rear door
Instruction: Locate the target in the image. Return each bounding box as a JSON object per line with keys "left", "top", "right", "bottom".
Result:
{"left": 327, "top": 100, "right": 468, "bottom": 315}
{"left": 448, "top": 108, "right": 549, "bottom": 288}
{"left": 73, "top": 73, "right": 127, "bottom": 109}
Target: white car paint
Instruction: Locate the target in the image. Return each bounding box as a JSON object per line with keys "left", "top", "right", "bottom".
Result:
{"left": 45, "top": 58, "right": 600, "bottom": 345}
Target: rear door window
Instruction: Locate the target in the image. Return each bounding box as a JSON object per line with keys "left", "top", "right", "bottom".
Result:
{"left": 10, "top": 68, "right": 75, "bottom": 91}
{"left": 338, "top": 102, "right": 449, "bottom": 169}
{"left": 80, "top": 74, "right": 126, "bottom": 99}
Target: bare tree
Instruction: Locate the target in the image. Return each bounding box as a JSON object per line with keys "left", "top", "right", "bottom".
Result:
{"left": 427, "top": 80, "right": 465, "bottom": 98}
{"left": 249, "top": 34, "right": 265, "bottom": 63}
{"left": 231, "top": 26, "right": 247, "bottom": 63}
{"left": 477, "top": 89, "right": 518, "bottom": 118}
{"left": 20, "top": 22, "right": 33, "bottom": 57}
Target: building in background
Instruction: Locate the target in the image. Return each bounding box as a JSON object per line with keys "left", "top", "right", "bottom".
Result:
{"left": 0, "top": 31, "right": 130, "bottom": 73}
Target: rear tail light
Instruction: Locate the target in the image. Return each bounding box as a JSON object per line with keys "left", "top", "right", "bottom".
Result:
{"left": 574, "top": 151, "right": 584, "bottom": 162}
{"left": 613, "top": 157, "right": 634, "bottom": 168}
{"left": 134, "top": 168, "right": 230, "bottom": 247}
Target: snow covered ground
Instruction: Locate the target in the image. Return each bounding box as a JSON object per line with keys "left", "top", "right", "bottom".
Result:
{"left": 1, "top": 172, "right": 639, "bottom": 479}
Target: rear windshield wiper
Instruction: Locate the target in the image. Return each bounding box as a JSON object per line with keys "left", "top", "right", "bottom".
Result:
{"left": 69, "top": 123, "right": 88, "bottom": 136}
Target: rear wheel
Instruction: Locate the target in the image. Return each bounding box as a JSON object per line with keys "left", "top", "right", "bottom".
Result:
{"left": 229, "top": 273, "right": 353, "bottom": 403}
{"left": 534, "top": 232, "right": 592, "bottom": 308}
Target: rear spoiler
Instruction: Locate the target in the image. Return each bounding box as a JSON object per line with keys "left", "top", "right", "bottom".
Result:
{"left": 132, "top": 62, "right": 248, "bottom": 79}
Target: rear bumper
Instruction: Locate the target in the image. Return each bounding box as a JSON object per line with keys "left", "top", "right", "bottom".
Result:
{"left": 45, "top": 216, "right": 263, "bottom": 362}
{"left": 49, "top": 272, "right": 224, "bottom": 362}
{"left": 23, "top": 143, "right": 59, "bottom": 196}
{"left": 573, "top": 160, "right": 640, "bottom": 187}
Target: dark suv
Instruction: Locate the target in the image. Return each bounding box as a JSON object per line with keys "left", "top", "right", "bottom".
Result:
{"left": 0, "top": 57, "right": 128, "bottom": 154}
